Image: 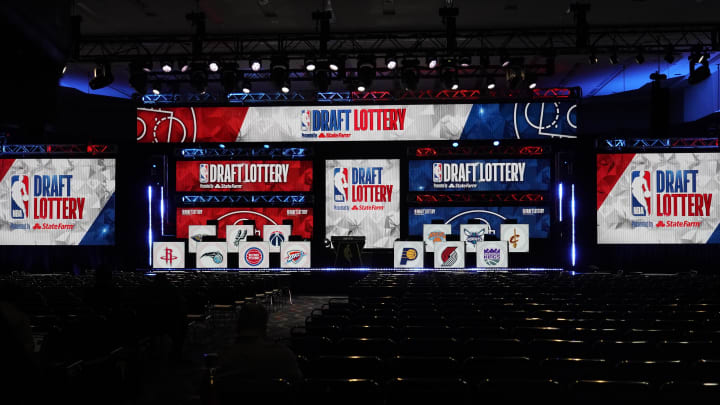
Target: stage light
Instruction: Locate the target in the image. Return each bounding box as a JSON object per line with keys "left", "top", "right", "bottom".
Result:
{"left": 62, "top": 64, "right": 68, "bottom": 75}
{"left": 161, "top": 61, "right": 173, "bottom": 73}
{"left": 190, "top": 63, "right": 208, "bottom": 93}
{"left": 493, "top": 140, "right": 500, "bottom": 146}
{"left": 452, "top": 142, "right": 459, "bottom": 147}
{"left": 427, "top": 55, "right": 438, "bottom": 69}
{"left": 459, "top": 54, "right": 471, "bottom": 67}
{"left": 241, "top": 78, "right": 251, "bottom": 94}
{"left": 271, "top": 55, "right": 290, "bottom": 92}
{"left": 147, "top": 185, "right": 152, "bottom": 267}
{"left": 304, "top": 56, "right": 316, "bottom": 72}
{"left": 357, "top": 54, "right": 376, "bottom": 90}
{"left": 250, "top": 58, "right": 262, "bottom": 72}
{"left": 588, "top": 53, "right": 598, "bottom": 64}
{"left": 151, "top": 81, "right": 161, "bottom": 95}
{"left": 357, "top": 84, "right": 366, "bottom": 92}
{"left": 263, "top": 144, "right": 270, "bottom": 149}
{"left": 486, "top": 77, "right": 496, "bottom": 90}
{"left": 219, "top": 143, "right": 225, "bottom": 149}
{"left": 608, "top": 52, "right": 619, "bottom": 65}
{"left": 500, "top": 53, "right": 511, "bottom": 67}
{"left": 128, "top": 60, "right": 148, "bottom": 94}
{"left": 179, "top": 60, "right": 190, "bottom": 72}
{"left": 441, "top": 66, "right": 459, "bottom": 90}
{"left": 526, "top": 72, "right": 538, "bottom": 89}
{"left": 89, "top": 61, "right": 114, "bottom": 90}
{"left": 221, "top": 62, "right": 239, "bottom": 93}
{"left": 328, "top": 56, "right": 343, "bottom": 72}
{"left": 400, "top": 59, "right": 420, "bottom": 90}
{"left": 141, "top": 60, "right": 153, "bottom": 72}
{"left": 558, "top": 182, "right": 564, "bottom": 222}
{"left": 689, "top": 52, "right": 711, "bottom": 85}
{"left": 386, "top": 55, "right": 397, "bottom": 70}
{"left": 208, "top": 61, "right": 219, "bottom": 72}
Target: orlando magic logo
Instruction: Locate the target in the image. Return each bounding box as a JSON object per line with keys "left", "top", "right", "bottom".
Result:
{"left": 441, "top": 246, "right": 458, "bottom": 267}
{"left": 201, "top": 251, "right": 224, "bottom": 265}
{"left": 269, "top": 231, "right": 285, "bottom": 247}
{"left": 10, "top": 175, "right": 29, "bottom": 219}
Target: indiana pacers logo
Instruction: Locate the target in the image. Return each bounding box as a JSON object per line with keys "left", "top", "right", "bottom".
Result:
{"left": 440, "top": 246, "right": 458, "bottom": 267}
{"left": 400, "top": 248, "right": 418, "bottom": 265}
{"left": 269, "top": 231, "right": 285, "bottom": 247}
{"left": 160, "top": 247, "right": 178, "bottom": 266}
{"left": 509, "top": 228, "right": 520, "bottom": 249}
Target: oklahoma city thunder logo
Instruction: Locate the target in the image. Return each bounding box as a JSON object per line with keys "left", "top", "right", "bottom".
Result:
{"left": 284, "top": 250, "right": 305, "bottom": 264}
{"left": 269, "top": 231, "right": 285, "bottom": 247}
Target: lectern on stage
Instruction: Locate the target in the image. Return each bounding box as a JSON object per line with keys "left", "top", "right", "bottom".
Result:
{"left": 331, "top": 236, "right": 365, "bottom": 267}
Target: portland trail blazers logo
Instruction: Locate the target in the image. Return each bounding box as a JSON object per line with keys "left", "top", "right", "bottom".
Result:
{"left": 440, "top": 246, "right": 458, "bottom": 267}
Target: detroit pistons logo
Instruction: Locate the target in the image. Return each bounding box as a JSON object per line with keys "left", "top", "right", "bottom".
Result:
{"left": 244, "top": 247, "right": 264, "bottom": 266}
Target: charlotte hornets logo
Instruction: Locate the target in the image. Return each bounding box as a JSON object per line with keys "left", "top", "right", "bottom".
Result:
{"left": 269, "top": 230, "right": 285, "bottom": 247}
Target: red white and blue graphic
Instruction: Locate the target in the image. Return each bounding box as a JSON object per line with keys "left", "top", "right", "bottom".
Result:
{"left": 280, "top": 241, "right": 311, "bottom": 268}
{"left": 244, "top": 247, "right": 264, "bottom": 266}
{"left": 137, "top": 103, "right": 577, "bottom": 143}
{"left": 177, "top": 207, "right": 312, "bottom": 240}
{"left": 0, "top": 159, "right": 115, "bottom": 245}
{"left": 597, "top": 153, "right": 720, "bottom": 244}
{"left": 409, "top": 159, "right": 550, "bottom": 191}
{"left": 333, "top": 167, "right": 349, "bottom": 202}
{"left": 177, "top": 160, "right": 313, "bottom": 192}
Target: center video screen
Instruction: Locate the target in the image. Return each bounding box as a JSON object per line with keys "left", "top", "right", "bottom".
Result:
{"left": 0, "top": 158, "right": 116, "bottom": 245}
{"left": 408, "top": 158, "right": 551, "bottom": 191}
{"left": 597, "top": 153, "right": 720, "bottom": 244}
{"left": 176, "top": 160, "right": 313, "bottom": 192}
{"left": 325, "top": 159, "right": 400, "bottom": 248}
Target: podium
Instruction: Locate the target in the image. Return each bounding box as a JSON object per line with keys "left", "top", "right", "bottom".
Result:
{"left": 331, "top": 236, "right": 365, "bottom": 267}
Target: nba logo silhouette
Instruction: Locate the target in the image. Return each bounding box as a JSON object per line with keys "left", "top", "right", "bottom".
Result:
{"left": 10, "top": 175, "right": 29, "bottom": 219}
{"left": 334, "top": 167, "right": 348, "bottom": 202}
{"left": 199, "top": 164, "right": 209, "bottom": 183}
{"left": 631, "top": 170, "right": 652, "bottom": 216}
{"left": 301, "top": 110, "right": 312, "bottom": 131}
{"left": 432, "top": 163, "right": 443, "bottom": 183}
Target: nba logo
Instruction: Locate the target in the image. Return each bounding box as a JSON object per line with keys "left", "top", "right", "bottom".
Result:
{"left": 199, "top": 164, "right": 209, "bottom": 184}
{"left": 301, "top": 110, "right": 312, "bottom": 131}
{"left": 631, "top": 170, "right": 652, "bottom": 216}
{"left": 432, "top": 163, "right": 443, "bottom": 183}
{"left": 10, "top": 175, "right": 29, "bottom": 219}
{"left": 333, "top": 167, "right": 348, "bottom": 202}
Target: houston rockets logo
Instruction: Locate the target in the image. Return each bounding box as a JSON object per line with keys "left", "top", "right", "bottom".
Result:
{"left": 160, "top": 247, "right": 179, "bottom": 266}
{"left": 509, "top": 228, "right": 521, "bottom": 249}
{"left": 631, "top": 170, "right": 652, "bottom": 216}
{"left": 10, "top": 175, "right": 29, "bottom": 219}
{"left": 440, "top": 246, "right": 458, "bottom": 267}
{"left": 334, "top": 168, "right": 349, "bottom": 202}
{"left": 400, "top": 248, "right": 418, "bottom": 265}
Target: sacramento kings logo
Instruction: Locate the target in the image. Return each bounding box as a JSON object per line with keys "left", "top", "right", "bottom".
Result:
{"left": 269, "top": 231, "right": 285, "bottom": 247}
{"left": 483, "top": 248, "right": 501, "bottom": 266}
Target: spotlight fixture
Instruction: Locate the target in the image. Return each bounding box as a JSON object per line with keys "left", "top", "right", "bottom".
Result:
{"left": 357, "top": 55, "right": 376, "bottom": 90}
{"left": 151, "top": 81, "right": 162, "bottom": 95}
{"left": 328, "top": 56, "right": 343, "bottom": 72}
{"left": 588, "top": 53, "right": 599, "bottom": 64}
{"left": 250, "top": 58, "right": 262, "bottom": 72}
{"left": 271, "top": 55, "right": 290, "bottom": 92}
{"left": 241, "top": 78, "right": 251, "bottom": 94}
{"left": 689, "top": 51, "right": 711, "bottom": 85}
{"left": 208, "top": 61, "right": 219, "bottom": 72}
{"left": 608, "top": 51, "right": 619, "bottom": 65}
{"left": 400, "top": 59, "right": 420, "bottom": 91}
{"left": 458, "top": 54, "right": 472, "bottom": 67}
{"left": 141, "top": 60, "right": 153, "bottom": 73}
{"left": 526, "top": 72, "right": 538, "bottom": 89}
{"left": 178, "top": 60, "right": 190, "bottom": 73}
{"left": 161, "top": 61, "right": 173, "bottom": 73}
{"left": 385, "top": 55, "right": 398, "bottom": 70}
{"left": 189, "top": 63, "right": 208, "bottom": 93}
{"left": 304, "top": 56, "right": 316, "bottom": 72}
{"left": 427, "top": 55, "right": 438, "bottom": 69}
{"left": 500, "top": 53, "right": 512, "bottom": 67}
{"left": 486, "top": 77, "right": 496, "bottom": 90}
{"left": 441, "top": 66, "right": 459, "bottom": 90}
{"left": 356, "top": 84, "right": 366, "bottom": 92}
{"left": 128, "top": 60, "right": 148, "bottom": 94}
{"left": 220, "top": 63, "right": 239, "bottom": 93}
{"left": 61, "top": 64, "right": 68, "bottom": 75}
{"left": 89, "top": 62, "right": 114, "bottom": 90}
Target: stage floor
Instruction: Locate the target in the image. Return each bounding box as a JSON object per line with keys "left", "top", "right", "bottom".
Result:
{"left": 145, "top": 267, "right": 566, "bottom": 273}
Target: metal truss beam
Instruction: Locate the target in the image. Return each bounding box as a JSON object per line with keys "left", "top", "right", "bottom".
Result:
{"left": 413, "top": 145, "right": 551, "bottom": 157}
{"left": 0, "top": 144, "right": 117, "bottom": 155}
{"left": 178, "top": 147, "right": 310, "bottom": 159}
{"left": 599, "top": 137, "right": 719, "bottom": 151}
{"left": 76, "top": 25, "right": 719, "bottom": 61}
{"left": 180, "top": 195, "right": 311, "bottom": 205}
{"left": 410, "top": 193, "right": 545, "bottom": 204}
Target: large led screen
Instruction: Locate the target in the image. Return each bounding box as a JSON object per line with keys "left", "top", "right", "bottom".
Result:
{"left": 409, "top": 206, "right": 550, "bottom": 239}
{"left": 597, "top": 153, "right": 720, "bottom": 244}
{"left": 326, "top": 159, "right": 400, "bottom": 248}
{"left": 176, "top": 207, "right": 312, "bottom": 240}
{"left": 176, "top": 160, "right": 313, "bottom": 192}
{"left": 0, "top": 159, "right": 115, "bottom": 245}
{"left": 409, "top": 159, "right": 551, "bottom": 191}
